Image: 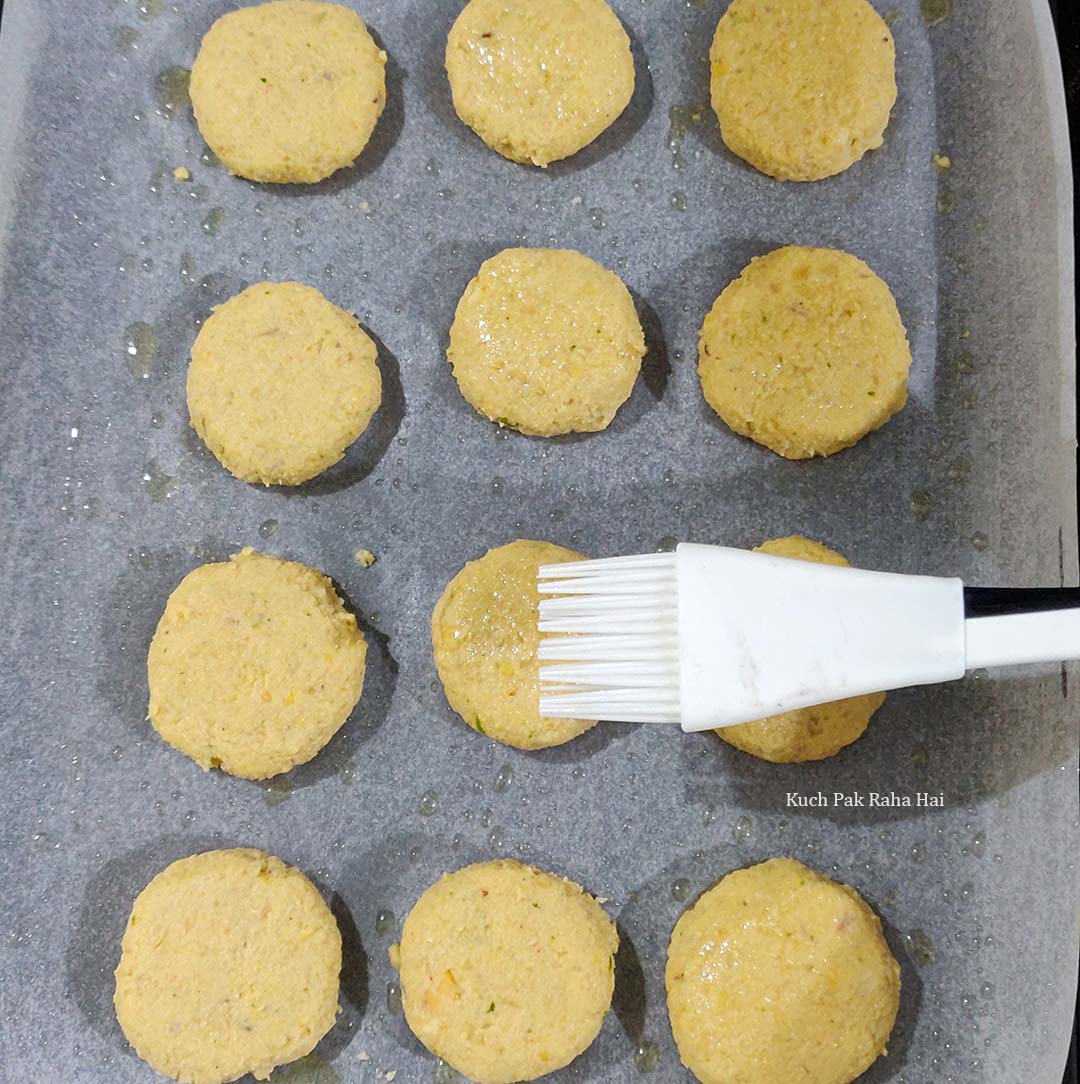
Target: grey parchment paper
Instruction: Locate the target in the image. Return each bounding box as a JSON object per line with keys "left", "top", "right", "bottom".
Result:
{"left": 0, "top": 0, "right": 1076, "bottom": 1081}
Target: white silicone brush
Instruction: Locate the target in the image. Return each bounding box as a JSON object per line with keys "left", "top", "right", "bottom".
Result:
{"left": 536, "top": 543, "right": 1080, "bottom": 730}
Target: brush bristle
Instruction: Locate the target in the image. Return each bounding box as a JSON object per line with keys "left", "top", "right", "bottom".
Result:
{"left": 537, "top": 553, "right": 681, "bottom": 723}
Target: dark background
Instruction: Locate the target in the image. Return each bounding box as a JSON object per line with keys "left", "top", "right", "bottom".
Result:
{"left": 0, "top": 0, "right": 1075, "bottom": 1080}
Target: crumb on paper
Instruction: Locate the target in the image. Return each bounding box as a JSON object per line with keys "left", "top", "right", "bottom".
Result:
{"left": 355, "top": 548, "right": 376, "bottom": 568}
{"left": 385, "top": 1073, "right": 397, "bottom": 1082}
{"left": 173, "top": 166, "right": 191, "bottom": 181}
{"left": 933, "top": 153, "right": 951, "bottom": 170}
{"left": 357, "top": 199, "right": 371, "bottom": 214}
{"left": 570, "top": 195, "right": 582, "bottom": 206}
{"left": 357, "top": 1050, "right": 370, "bottom": 1062}
{"left": 961, "top": 329, "right": 971, "bottom": 339}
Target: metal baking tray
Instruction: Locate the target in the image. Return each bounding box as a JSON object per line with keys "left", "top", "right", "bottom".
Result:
{"left": 0, "top": 0, "right": 1075, "bottom": 1080}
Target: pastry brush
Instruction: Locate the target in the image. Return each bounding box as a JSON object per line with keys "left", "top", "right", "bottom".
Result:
{"left": 536, "top": 543, "right": 1080, "bottom": 730}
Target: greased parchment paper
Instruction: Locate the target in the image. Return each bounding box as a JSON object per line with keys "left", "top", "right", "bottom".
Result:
{"left": 0, "top": 0, "right": 1075, "bottom": 1080}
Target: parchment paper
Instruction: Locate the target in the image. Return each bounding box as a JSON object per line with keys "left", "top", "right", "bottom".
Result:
{"left": 0, "top": 0, "right": 1076, "bottom": 1081}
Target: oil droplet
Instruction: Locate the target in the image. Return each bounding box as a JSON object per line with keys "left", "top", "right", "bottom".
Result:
{"left": 920, "top": 0, "right": 951, "bottom": 26}
{"left": 587, "top": 207, "right": 606, "bottom": 230}
{"left": 732, "top": 815, "right": 753, "bottom": 843}
{"left": 201, "top": 207, "right": 225, "bottom": 236}
{"left": 124, "top": 322, "right": 157, "bottom": 379}
{"left": 141, "top": 461, "right": 176, "bottom": 501}
{"left": 154, "top": 67, "right": 191, "bottom": 117}
{"left": 656, "top": 535, "right": 677, "bottom": 552}
{"left": 200, "top": 144, "right": 221, "bottom": 169}
{"left": 666, "top": 102, "right": 705, "bottom": 170}
{"left": 937, "top": 187, "right": 956, "bottom": 214}
{"left": 632, "top": 177, "right": 646, "bottom": 193}
{"left": 671, "top": 877, "right": 691, "bottom": 902}
{"left": 115, "top": 27, "right": 140, "bottom": 51}
{"left": 149, "top": 163, "right": 169, "bottom": 194}
{"left": 489, "top": 826, "right": 506, "bottom": 849}
{"left": 418, "top": 789, "right": 438, "bottom": 816}
{"left": 425, "top": 157, "right": 442, "bottom": 176}
{"left": 433, "top": 1060, "right": 462, "bottom": 1084}
{"left": 338, "top": 759, "right": 355, "bottom": 785}
{"left": 263, "top": 777, "right": 294, "bottom": 807}
{"left": 670, "top": 190, "right": 688, "bottom": 212}
{"left": 634, "top": 1041, "right": 660, "bottom": 1073}
{"left": 702, "top": 805, "right": 717, "bottom": 826}
{"left": 138, "top": 0, "right": 166, "bottom": 17}
{"left": 911, "top": 489, "right": 933, "bottom": 522}
{"left": 494, "top": 764, "right": 514, "bottom": 793}
{"left": 408, "top": 845, "right": 422, "bottom": 864}
{"left": 971, "top": 832, "right": 986, "bottom": 857}
{"left": 490, "top": 476, "right": 506, "bottom": 496}
{"left": 179, "top": 252, "right": 195, "bottom": 284}
{"left": 375, "top": 909, "right": 395, "bottom": 937}
{"left": 906, "top": 928, "right": 936, "bottom": 966}
{"left": 911, "top": 841, "right": 927, "bottom": 864}
{"left": 258, "top": 519, "right": 278, "bottom": 540}
{"left": 911, "top": 743, "right": 929, "bottom": 769}
{"left": 386, "top": 981, "right": 403, "bottom": 1015}
{"left": 971, "top": 532, "right": 989, "bottom": 551}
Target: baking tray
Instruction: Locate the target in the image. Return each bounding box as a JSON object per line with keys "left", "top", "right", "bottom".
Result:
{"left": 0, "top": 0, "right": 1076, "bottom": 1081}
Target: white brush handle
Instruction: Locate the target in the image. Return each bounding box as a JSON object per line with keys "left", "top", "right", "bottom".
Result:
{"left": 676, "top": 544, "right": 964, "bottom": 732}
{"left": 965, "top": 609, "right": 1080, "bottom": 669}
{"left": 676, "top": 545, "right": 1080, "bottom": 733}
